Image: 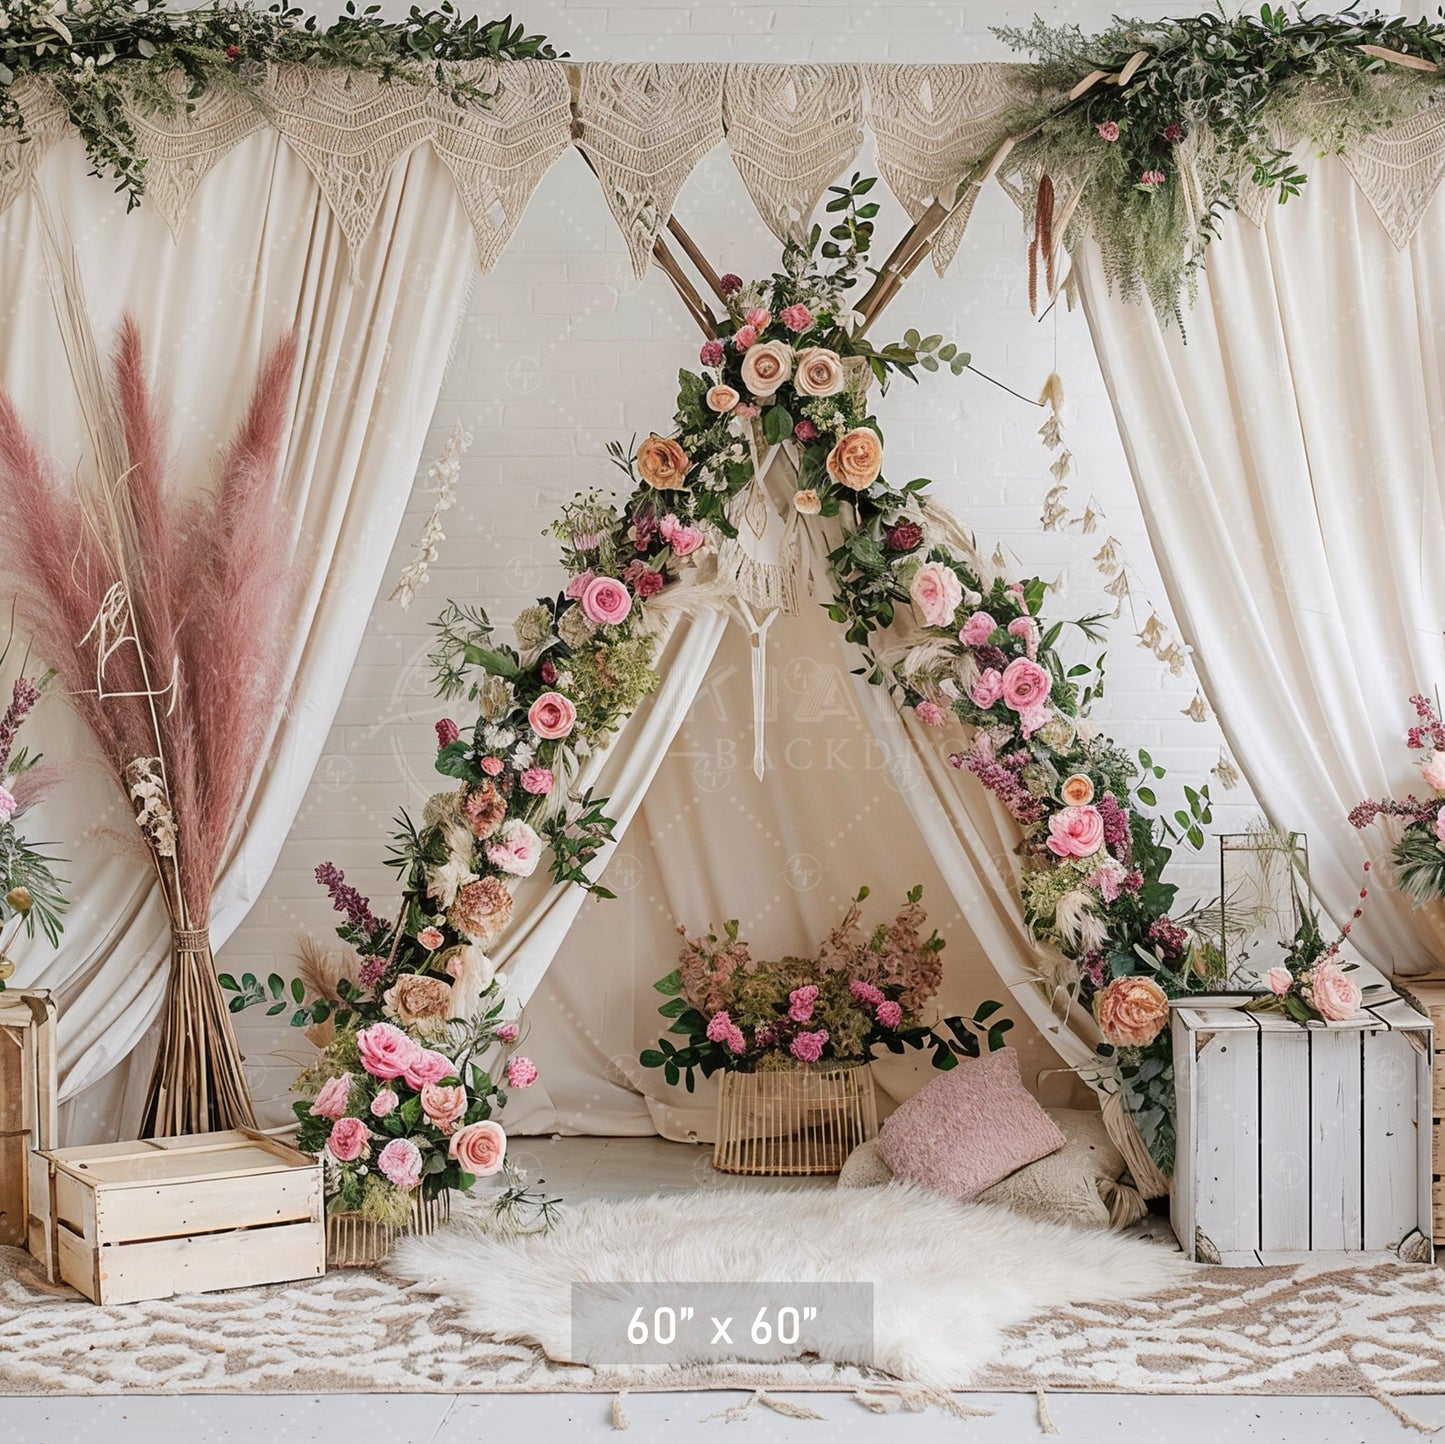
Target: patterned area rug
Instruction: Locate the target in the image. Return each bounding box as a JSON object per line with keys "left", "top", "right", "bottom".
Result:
{"left": 2, "top": 1244, "right": 1443, "bottom": 1399}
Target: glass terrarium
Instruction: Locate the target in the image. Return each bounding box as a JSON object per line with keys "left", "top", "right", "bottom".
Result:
{"left": 1216, "top": 830, "right": 1310, "bottom": 990}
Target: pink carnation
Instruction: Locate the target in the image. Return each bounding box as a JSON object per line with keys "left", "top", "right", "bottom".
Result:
{"left": 496, "top": 1022, "right": 520, "bottom": 1043}
{"left": 327, "top": 1116, "right": 369, "bottom": 1162}
{"left": 506, "top": 1056, "right": 538, "bottom": 1088}
{"left": 850, "top": 979, "right": 884, "bottom": 1006}
{"left": 788, "top": 985, "right": 819, "bottom": 1024}
{"left": 733, "top": 325, "right": 758, "bottom": 350}
{"left": 522, "top": 766, "right": 553, "bottom": 795}
{"left": 377, "top": 1137, "right": 423, "bottom": 1191}
{"left": 790, "top": 1029, "right": 829, "bottom": 1064}
{"left": 1097, "top": 120, "right": 1120, "bottom": 142}
{"left": 745, "top": 307, "right": 771, "bottom": 330}
{"left": 780, "top": 303, "right": 813, "bottom": 332}
{"left": 700, "top": 339, "right": 724, "bottom": 367}
{"left": 875, "top": 1000, "right": 902, "bottom": 1028}
{"left": 915, "top": 701, "right": 945, "bottom": 727}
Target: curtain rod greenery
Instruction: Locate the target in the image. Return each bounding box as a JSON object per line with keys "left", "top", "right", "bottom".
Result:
{"left": 995, "top": 5, "right": 1445, "bottom": 323}
{"left": 0, "top": 0, "right": 560, "bottom": 208}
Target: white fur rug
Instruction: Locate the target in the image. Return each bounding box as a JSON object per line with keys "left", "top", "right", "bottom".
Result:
{"left": 388, "top": 1181, "right": 1195, "bottom": 1389}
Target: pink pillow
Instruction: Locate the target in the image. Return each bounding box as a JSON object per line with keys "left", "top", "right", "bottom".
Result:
{"left": 875, "top": 1049, "right": 1066, "bottom": 1201}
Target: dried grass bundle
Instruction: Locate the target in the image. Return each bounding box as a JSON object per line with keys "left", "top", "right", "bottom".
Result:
{"left": 0, "top": 314, "right": 304, "bottom": 1134}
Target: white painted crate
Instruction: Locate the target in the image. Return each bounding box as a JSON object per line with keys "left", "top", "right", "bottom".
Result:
{"left": 0, "top": 989, "right": 57, "bottom": 1253}
{"left": 1171, "top": 998, "right": 1433, "bottom": 1265}
{"left": 30, "top": 1128, "right": 325, "bottom": 1304}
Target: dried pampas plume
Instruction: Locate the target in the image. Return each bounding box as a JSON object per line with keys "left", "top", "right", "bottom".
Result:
{"left": 296, "top": 932, "right": 358, "bottom": 1004}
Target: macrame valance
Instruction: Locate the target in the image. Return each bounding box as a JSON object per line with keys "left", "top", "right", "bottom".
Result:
{"left": 5, "top": 59, "right": 1445, "bottom": 280}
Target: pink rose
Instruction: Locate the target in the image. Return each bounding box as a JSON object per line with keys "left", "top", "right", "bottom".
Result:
{"left": 794, "top": 420, "right": 819, "bottom": 441}
{"left": 1001, "top": 657, "right": 1051, "bottom": 714}
{"left": 506, "top": 1056, "right": 538, "bottom": 1088}
{"left": 971, "top": 669, "right": 1004, "bottom": 708}
{"left": 909, "top": 561, "right": 964, "bottom": 628}
{"left": 915, "top": 701, "right": 945, "bottom": 727}
{"left": 961, "top": 612, "right": 997, "bottom": 646}
{"left": 779, "top": 303, "right": 813, "bottom": 332}
{"left": 356, "top": 1022, "right": 421, "bottom": 1081}
{"left": 377, "top": 1137, "right": 423, "bottom": 1191}
{"left": 1436, "top": 805, "right": 1445, "bottom": 846}
{"left": 486, "top": 819, "right": 543, "bottom": 878}
{"left": 421, "top": 1082, "right": 468, "bottom": 1131}
{"left": 790, "top": 1028, "right": 829, "bottom": 1064}
{"left": 417, "top": 926, "right": 444, "bottom": 950}
{"left": 745, "top": 307, "right": 771, "bottom": 330}
{"left": 403, "top": 1048, "right": 456, "bottom": 1090}
{"left": 581, "top": 575, "right": 633, "bottom": 627}
{"left": 327, "top": 1116, "right": 369, "bottom": 1162}
{"left": 1046, "top": 804, "right": 1106, "bottom": 859}
{"left": 700, "top": 340, "right": 724, "bottom": 367}
{"left": 479, "top": 755, "right": 504, "bottom": 777}
{"left": 875, "top": 1000, "right": 902, "bottom": 1028}
{"left": 1308, "top": 960, "right": 1362, "bottom": 1022}
{"left": 660, "top": 514, "right": 704, "bottom": 557}
{"left": 733, "top": 324, "right": 758, "bottom": 350}
{"left": 521, "top": 766, "right": 554, "bottom": 795}
{"left": 309, "top": 1073, "right": 352, "bottom": 1121}
{"left": 1426, "top": 751, "right": 1445, "bottom": 793}
{"left": 528, "top": 691, "right": 577, "bottom": 740}
{"left": 370, "top": 1089, "right": 399, "bottom": 1118}
{"left": 496, "top": 1022, "right": 520, "bottom": 1043}
{"left": 1097, "top": 120, "right": 1120, "bottom": 142}
{"left": 450, "top": 1119, "right": 507, "bottom": 1177}
{"left": 564, "top": 568, "right": 595, "bottom": 602}
{"left": 1266, "top": 966, "right": 1292, "bottom": 997}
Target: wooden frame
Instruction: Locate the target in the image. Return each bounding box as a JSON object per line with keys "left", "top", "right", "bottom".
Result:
{"left": 0, "top": 989, "right": 57, "bottom": 1253}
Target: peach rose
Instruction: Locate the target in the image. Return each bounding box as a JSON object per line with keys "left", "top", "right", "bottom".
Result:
{"left": 383, "top": 973, "right": 453, "bottom": 1030}
{"left": 825, "top": 428, "right": 883, "bottom": 491}
{"left": 1095, "top": 975, "right": 1170, "bottom": 1048}
{"left": 706, "top": 385, "right": 740, "bottom": 413}
{"left": 636, "top": 434, "right": 691, "bottom": 490}
{"left": 792, "top": 488, "right": 822, "bottom": 515}
{"left": 1307, "top": 960, "right": 1362, "bottom": 1022}
{"left": 739, "top": 340, "right": 793, "bottom": 397}
{"left": 450, "top": 1119, "right": 507, "bottom": 1177}
{"left": 794, "top": 347, "right": 845, "bottom": 397}
{"left": 420, "top": 1082, "right": 468, "bottom": 1132}
{"left": 1061, "top": 773, "right": 1095, "bottom": 806}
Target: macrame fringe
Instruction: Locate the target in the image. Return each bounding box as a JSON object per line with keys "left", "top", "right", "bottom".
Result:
{"left": 714, "top": 537, "right": 801, "bottom": 615}
{"left": 1036, "top": 1387, "right": 1062, "bottom": 1436}
{"left": 1368, "top": 1389, "right": 1441, "bottom": 1435}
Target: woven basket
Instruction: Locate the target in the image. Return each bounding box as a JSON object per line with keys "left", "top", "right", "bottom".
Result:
{"left": 713, "top": 1060, "right": 877, "bottom": 1176}
{"left": 326, "top": 1190, "right": 451, "bottom": 1268}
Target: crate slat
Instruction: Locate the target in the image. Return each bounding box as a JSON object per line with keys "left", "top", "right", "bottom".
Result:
{"left": 1311, "top": 1028, "right": 1364, "bottom": 1250}
{"left": 1261, "top": 1030, "right": 1311, "bottom": 1251}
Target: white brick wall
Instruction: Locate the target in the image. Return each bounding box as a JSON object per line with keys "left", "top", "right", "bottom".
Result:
{"left": 222, "top": 0, "right": 1264, "bottom": 1129}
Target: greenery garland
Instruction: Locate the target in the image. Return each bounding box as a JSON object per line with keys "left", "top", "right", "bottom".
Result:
{"left": 996, "top": 6, "right": 1445, "bottom": 322}
{"left": 0, "top": 0, "right": 559, "bottom": 208}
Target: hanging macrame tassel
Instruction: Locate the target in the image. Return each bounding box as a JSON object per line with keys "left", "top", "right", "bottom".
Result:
{"left": 736, "top": 598, "right": 778, "bottom": 781}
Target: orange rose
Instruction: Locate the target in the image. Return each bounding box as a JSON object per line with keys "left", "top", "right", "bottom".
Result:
{"left": 1095, "top": 976, "right": 1170, "bottom": 1048}
{"left": 706, "top": 385, "right": 740, "bottom": 413}
{"left": 794, "top": 347, "right": 845, "bottom": 397}
{"left": 739, "top": 340, "right": 793, "bottom": 398}
{"left": 825, "top": 428, "right": 883, "bottom": 491}
{"left": 420, "top": 1082, "right": 468, "bottom": 1132}
{"left": 1061, "top": 773, "right": 1095, "bottom": 806}
{"left": 636, "top": 434, "right": 690, "bottom": 490}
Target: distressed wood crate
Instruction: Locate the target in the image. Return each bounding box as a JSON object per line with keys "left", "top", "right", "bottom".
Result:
{"left": 30, "top": 1128, "right": 325, "bottom": 1304}
{"left": 0, "top": 989, "right": 57, "bottom": 1251}
{"left": 1171, "top": 998, "right": 1433, "bottom": 1265}
{"left": 1395, "top": 980, "right": 1445, "bottom": 1246}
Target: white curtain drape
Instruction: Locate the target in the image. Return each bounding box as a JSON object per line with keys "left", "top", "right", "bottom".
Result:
{"left": 1076, "top": 153, "right": 1445, "bottom": 976}
{"left": 0, "top": 133, "right": 478, "bottom": 1140}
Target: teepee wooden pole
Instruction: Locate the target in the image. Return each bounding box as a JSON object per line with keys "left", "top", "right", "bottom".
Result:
{"left": 666, "top": 217, "right": 731, "bottom": 309}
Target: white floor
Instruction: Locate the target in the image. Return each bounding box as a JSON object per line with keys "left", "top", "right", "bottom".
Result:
{"left": 4, "top": 1136, "right": 1439, "bottom": 1443}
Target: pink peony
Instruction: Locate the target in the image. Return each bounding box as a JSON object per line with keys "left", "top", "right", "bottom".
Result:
{"left": 420, "top": 1082, "right": 468, "bottom": 1131}
{"left": 779, "top": 303, "right": 813, "bottom": 332}
{"left": 1097, "top": 120, "right": 1120, "bottom": 142}
{"left": 496, "top": 1022, "right": 520, "bottom": 1043}
{"left": 1266, "top": 966, "right": 1292, "bottom": 997}
{"left": 961, "top": 612, "right": 997, "bottom": 646}
{"left": 700, "top": 339, "right": 724, "bottom": 367}
{"left": 733, "top": 324, "right": 758, "bottom": 350}
{"left": 377, "top": 1137, "right": 423, "bottom": 1191}
{"left": 909, "top": 561, "right": 964, "bottom": 628}
{"left": 1309, "top": 961, "right": 1362, "bottom": 1022}
{"left": 788, "top": 985, "right": 819, "bottom": 1023}
{"left": 790, "top": 1029, "right": 829, "bottom": 1064}
{"left": 915, "top": 701, "right": 945, "bottom": 727}
{"left": 745, "top": 307, "right": 771, "bottom": 330}
{"left": 875, "top": 1000, "right": 902, "bottom": 1028}
{"left": 564, "top": 568, "right": 595, "bottom": 602}
{"left": 309, "top": 1073, "right": 352, "bottom": 1121}
{"left": 1046, "top": 804, "right": 1106, "bottom": 859}
{"left": 794, "top": 418, "right": 819, "bottom": 442}
{"left": 850, "top": 979, "right": 884, "bottom": 1006}
{"left": 660, "top": 514, "right": 705, "bottom": 557}
{"left": 356, "top": 1022, "right": 421, "bottom": 1081}
{"left": 971, "top": 669, "right": 1004, "bottom": 708}
{"left": 435, "top": 718, "right": 460, "bottom": 748}
{"left": 417, "top": 926, "right": 444, "bottom": 950}
{"left": 327, "top": 1116, "right": 369, "bottom": 1162}
{"left": 581, "top": 575, "right": 633, "bottom": 626}
{"left": 479, "top": 755, "right": 504, "bottom": 777}
{"left": 1426, "top": 751, "right": 1445, "bottom": 793}
{"left": 403, "top": 1048, "right": 456, "bottom": 1090}
{"left": 506, "top": 1055, "right": 539, "bottom": 1088}
{"left": 528, "top": 691, "right": 577, "bottom": 740}
{"left": 370, "top": 1089, "right": 399, "bottom": 1118}
{"left": 450, "top": 1119, "right": 507, "bottom": 1177}
{"left": 521, "top": 766, "right": 554, "bottom": 795}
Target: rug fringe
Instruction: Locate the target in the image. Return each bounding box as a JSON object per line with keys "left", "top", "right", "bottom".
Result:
{"left": 850, "top": 1386, "right": 992, "bottom": 1420}
{"left": 1036, "top": 1386, "right": 1062, "bottom": 1436}
{"left": 707, "top": 1391, "right": 759, "bottom": 1424}
{"left": 758, "top": 1391, "right": 825, "bottom": 1420}
{"left": 611, "top": 1389, "right": 630, "bottom": 1431}
{"left": 1369, "top": 1389, "right": 1441, "bottom": 1435}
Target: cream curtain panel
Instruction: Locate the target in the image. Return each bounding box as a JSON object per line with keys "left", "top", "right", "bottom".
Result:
{"left": 1076, "top": 153, "right": 1445, "bottom": 976}
{"left": 0, "top": 131, "right": 478, "bottom": 1140}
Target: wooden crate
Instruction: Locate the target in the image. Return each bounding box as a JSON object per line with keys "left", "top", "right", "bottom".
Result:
{"left": 1396, "top": 980, "right": 1445, "bottom": 1247}
{"left": 30, "top": 1128, "right": 325, "bottom": 1304}
{"left": 0, "top": 989, "right": 57, "bottom": 1251}
{"left": 1171, "top": 998, "right": 1433, "bottom": 1265}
